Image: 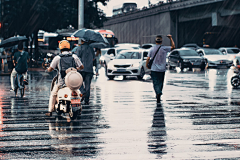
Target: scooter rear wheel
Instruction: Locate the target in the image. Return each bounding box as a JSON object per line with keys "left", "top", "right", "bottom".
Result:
{"left": 69, "top": 108, "right": 80, "bottom": 120}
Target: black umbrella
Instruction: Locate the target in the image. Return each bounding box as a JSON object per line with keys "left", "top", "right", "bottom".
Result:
{"left": 0, "top": 36, "right": 28, "bottom": 48}
{"left": 89, "top": 42, "right": 108, "bottom": 49}
{"left": 71, "top": 29, "right": 109, "bottom": 44}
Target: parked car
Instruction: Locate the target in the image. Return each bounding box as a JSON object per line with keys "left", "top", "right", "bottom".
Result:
{"left": 181, "top": 43, "right": 201, "bottom": 51}
{"left": 106, "top": 49, "right": 150, "bottom": 80}
{"left": 219, "top": 47, "right": 240, "bottom": 60}
{"left": 196, "top": 48, "right": 233, "bottom": 68}
{"left": 168, "top": 48, "right": 206, "bottom": 71}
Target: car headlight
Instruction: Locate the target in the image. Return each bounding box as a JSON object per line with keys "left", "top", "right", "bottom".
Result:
{"left": 183, "top": 59, "right": 189, "bottom": 62}
{"left": 131, "top": 62, "right": 140, "bottom": 67}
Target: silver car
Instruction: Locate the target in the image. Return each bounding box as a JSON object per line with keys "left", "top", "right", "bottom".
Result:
{"left": 219, "top": 47, "right": 240, "bottom": 60}
{"left": 196, "top": 48, "right": 233, "bottom": 68}
{"left": 106, "top": 49, "right": 150, "bottom": 80}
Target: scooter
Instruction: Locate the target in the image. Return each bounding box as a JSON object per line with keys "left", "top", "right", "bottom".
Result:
{"left": 231, "top": 66, "right": 240, "bottom": 88}
{"left": 51, "top": 68, "right": 83, "bottom": 120}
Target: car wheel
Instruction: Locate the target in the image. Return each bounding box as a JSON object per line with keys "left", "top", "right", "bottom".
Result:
{"left": 168, "top": 63, "right": 173, "bottom": 70}
{"left": 231, "top": 76, "right": 240, "bottom": 88}
{"left": 137, "top": 67, "right": 145, "bottom": 80}
{"left": 104, "top": 61, "right": 107, "bottom": 76}
{"left": 205, "top": 59, "right": 208, "bottom": 69}
{"left": 108, "top": 76, "right": 115, "bottom": 80}
{"left": 178, "top": 62, "right": 184, "bottom": 71}
{"left": 200, "top": 65, "right": 205, "bottom": 71}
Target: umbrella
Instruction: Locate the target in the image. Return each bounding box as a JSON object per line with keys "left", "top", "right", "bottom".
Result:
{"left": 0, "top": 36, "right": 28, "bottom": 48}
{"left": 71, "top": 29, "right": 109, "bottom": 44}
{"left": 89, "top": 42, "right": 108, "bottom": 49}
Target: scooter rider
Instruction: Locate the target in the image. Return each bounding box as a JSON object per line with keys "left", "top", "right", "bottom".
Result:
{"left": 45, "top": 40, "right": 84, "bottom": 116}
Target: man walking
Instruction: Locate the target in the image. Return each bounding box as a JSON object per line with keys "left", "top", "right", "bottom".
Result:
{"left": 76, "top": 39, "right": 95, "bottom": 105}
{"left": 146, "top": 35, "right": 175, "bottom": 103}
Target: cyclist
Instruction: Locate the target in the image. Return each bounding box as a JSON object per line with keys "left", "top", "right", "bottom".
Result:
{"left": 45, "top": 40, "right": 84, "bottom": 116}
{"left": 10, "top": 41, "right": 29, "bottom": 91}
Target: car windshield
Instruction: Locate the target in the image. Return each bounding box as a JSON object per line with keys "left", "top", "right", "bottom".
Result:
{"left": 227, "top": 49, "right": 239, "bottom": 54}
{"left": 116, "top": 49, "right": 127, "bottom": 54}
{"left": 179, "top": 50, "right": 199, "bottom": 56}
{"left": 204, "top": 49, "right": 222, "bottom": 55}
{"left": 101, "top": 50, "right": 107, "bottom": 55}
{"left": 116, "top": 51, "right": 141, "bottom": 59}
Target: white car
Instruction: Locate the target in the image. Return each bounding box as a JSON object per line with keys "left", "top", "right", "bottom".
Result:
{"left": 219, "top": 47, "right": 240, "bottom": 60}
{"left": 114, "top": 43, "right": 140, "bottom": 49}
{"left": 196, "top": 48, "right": 233, "bottom": 68}
{"left": 100, "top": 47, "right": 138, "bottom": 67}
{"left": 106, "top": 49, "right": 150, "bottom": 80}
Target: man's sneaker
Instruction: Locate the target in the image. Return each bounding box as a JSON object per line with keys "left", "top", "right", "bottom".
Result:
{"left": 23, "top": 79, "right": 28, "bottom": 85}
{"left": 45, "top": 112, "right": 52, "bottom": 116}
{"left": 83, "top": 101, "right": 89, "bottom": 105}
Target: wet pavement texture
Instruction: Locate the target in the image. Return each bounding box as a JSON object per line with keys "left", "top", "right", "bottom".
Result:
{"left": 0, "top": 67, "right": 239, "bottom": 159}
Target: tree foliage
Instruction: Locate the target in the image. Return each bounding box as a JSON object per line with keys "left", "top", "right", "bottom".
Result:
{"left": 2, "top": 0, "right": 108, "bottom": 38}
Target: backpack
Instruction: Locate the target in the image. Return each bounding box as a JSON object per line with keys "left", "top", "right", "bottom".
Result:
{"left": 59, "top": 53, "right": 76, "bottom": 79}
{"left": 15, "top": 51, "right": 28, "bottom": 74}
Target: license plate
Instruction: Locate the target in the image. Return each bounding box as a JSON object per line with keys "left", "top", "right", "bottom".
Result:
{"left": 71, "top": 98, "right": 80, "bottom": 106}
{"left": 117, "top": 69, "right": 126, "bottom": 72}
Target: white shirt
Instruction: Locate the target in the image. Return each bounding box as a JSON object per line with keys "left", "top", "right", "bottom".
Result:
{"left": 50, "top": 51, "right": 83, "bottom": 85}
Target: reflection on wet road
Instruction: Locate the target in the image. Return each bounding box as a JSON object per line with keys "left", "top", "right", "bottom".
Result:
{"left": 0, "top": 68, "right": 239, "bottom": 159}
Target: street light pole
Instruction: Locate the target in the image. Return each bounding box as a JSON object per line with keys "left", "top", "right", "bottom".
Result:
{"left": 78, "top": 0, "right": 84, "bottom": 29}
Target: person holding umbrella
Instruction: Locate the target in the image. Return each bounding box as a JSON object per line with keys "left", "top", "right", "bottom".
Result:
{"left": 76, "top": 38, "right": 95, "bottom": 105}
{"left": 10, "top": 41, "right": 29, "bottom": 91}
{"left": 72, "top": 29, "right": 109, "bottom": 105}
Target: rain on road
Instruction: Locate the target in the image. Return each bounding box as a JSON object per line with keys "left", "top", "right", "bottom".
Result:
{"left": 0, "top": 68, "right": 239, "bottom": 159}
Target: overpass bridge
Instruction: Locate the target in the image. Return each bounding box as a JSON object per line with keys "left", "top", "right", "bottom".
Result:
{"left": 103, "top": 0, "right": 240, "bottom": 48}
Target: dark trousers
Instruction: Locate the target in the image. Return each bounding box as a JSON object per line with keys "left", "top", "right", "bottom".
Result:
{"left": 150, "top": 71, "right": 165, "bottom": 96}
{"left": 79, "top": 71, "right": 93, "bottom": 102}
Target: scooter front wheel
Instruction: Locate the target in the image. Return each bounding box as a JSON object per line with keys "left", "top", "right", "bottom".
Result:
{"left": 231, "top": 76, "right": 240, "bottom": 88}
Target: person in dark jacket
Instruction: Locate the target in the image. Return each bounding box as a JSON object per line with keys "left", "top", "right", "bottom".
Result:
{"left": 76, "top": 39, "right": 95, "bottom": 105}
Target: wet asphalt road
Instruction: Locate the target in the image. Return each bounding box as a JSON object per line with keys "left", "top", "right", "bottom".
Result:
{"left": 0, "top": 67, "right": 240, "bottom": 159}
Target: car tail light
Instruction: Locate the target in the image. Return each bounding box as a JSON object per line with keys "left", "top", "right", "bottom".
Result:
{"left": 72, "top": 91, "right": 78, "bottom": 96}
{"left": 80, "top": 94, "right": 83, "bottom": 97}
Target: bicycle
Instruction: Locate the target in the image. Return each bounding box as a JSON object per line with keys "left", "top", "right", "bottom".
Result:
{"left": 14, "top": 73, "right": 25, "bottom": 98}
